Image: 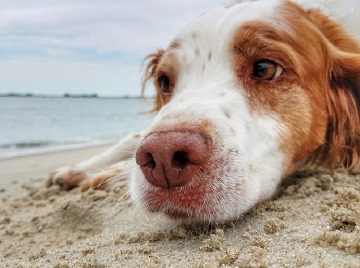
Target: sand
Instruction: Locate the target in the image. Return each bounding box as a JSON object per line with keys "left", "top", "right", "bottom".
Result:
{"left": 0, "top": 146, "right": 359, "bottom": 268}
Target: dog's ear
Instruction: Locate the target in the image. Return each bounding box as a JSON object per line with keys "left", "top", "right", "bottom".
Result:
{"left": 142, "top": 49, "right": 165, "bottom": 112}
{"left": 324, "top": 54, "right": 360, "bottom": 169}
{"left": 306, "top": 9, "right": 360, "bottom": 169}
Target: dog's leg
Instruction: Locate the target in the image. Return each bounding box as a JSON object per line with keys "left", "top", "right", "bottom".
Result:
{"left": 47, "top": 133, "right": 143, "bottom": 190}
{"left": 80, "top": 160, "right": 132, "bottom": 191}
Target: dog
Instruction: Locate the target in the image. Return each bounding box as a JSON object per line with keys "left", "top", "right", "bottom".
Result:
{"left": 48, "top": 0, "right": 360, "bottom": 223}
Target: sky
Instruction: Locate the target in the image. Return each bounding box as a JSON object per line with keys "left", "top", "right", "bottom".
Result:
{"left": 0, "top": 0, "right": 224, "bottom": 97}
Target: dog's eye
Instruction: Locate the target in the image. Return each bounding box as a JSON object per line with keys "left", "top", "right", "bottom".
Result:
{"left": 159, "top": 75, "right": 172, "bottom": 93}
{"left": 253, "top": 60, "right": 283, "bottom": 80}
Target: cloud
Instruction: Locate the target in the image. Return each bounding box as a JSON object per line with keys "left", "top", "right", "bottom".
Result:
{"left": 1, "top": 0, "right": 223, "bottom": 51}
{"left": 0, "top": 0, "right": 223, "bottom": 96}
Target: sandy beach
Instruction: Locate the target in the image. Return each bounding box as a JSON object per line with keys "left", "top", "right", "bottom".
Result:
{"left": 0, "top": 146, "right": 359, "bottom": 267}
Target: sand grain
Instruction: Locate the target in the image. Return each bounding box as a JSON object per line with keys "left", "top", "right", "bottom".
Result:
{"left": 0, "top": 150, "right": 360, "bottom": 267}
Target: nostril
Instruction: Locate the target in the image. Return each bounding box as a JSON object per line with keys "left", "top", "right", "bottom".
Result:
{"left": 172, "top": 151, "right": 190, "bottom": 169}
{"left": 136, "top": 130, "right": 210, "bottom": 188}
{"left": 144, "top": 153, "right": 156, "bottom": 170}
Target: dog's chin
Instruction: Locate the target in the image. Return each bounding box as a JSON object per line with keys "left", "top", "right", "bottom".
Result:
{"left": 163, "top": 209, "right": 191, "bottom": 220}
{"left": 161, "top": 208, "right": 242, "bottom": 224}
{"left": 131, "top": 166, "right": 257, "bottom": 223}
{"left": 141, "top": 188, "right": 247, "bottom": 223}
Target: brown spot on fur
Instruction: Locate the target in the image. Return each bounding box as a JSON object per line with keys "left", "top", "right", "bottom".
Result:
{"left": 65, "top": 173, "right": 87, "bottom": 190}
{"left": 208, "top": 51, "right": 212, "bottom": 61}
{"left": 81, "top": 176, "right": 110, "bottom": 191}
{"left": 169, "top": 40, "right": 181, "bottom": 50}
{"left": 195, "top": 47, "right": 200, "bottom": 56}
{"left": 223, "top": 109, "right": 231, "bottom": 119}
{"left": 230, "top": 1, "right": 360, "bottom": 171}
{"left": 51, "top": 171, "right": 88, "bottom": 190}
{"left": 201, "top": 63, "right": 205, "bottom": 72}
{"left": 81, "top": 164, "right": 129, "bottom": 191}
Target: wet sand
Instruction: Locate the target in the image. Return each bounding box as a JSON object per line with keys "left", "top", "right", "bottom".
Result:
{"left": 0, "top": 146, "right": 359, "bottom": 267}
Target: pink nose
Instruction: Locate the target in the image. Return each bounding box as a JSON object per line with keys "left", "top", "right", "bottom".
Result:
{"left": 135, "top": 130, "right": 210, "bottom": 188}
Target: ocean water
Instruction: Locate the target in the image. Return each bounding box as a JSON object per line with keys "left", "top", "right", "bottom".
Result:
{"left": 0, "top": 97, "right": 153, "bottom": 159}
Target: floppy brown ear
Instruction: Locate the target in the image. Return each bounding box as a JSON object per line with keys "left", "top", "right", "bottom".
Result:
{"left": 324, "top": 54, "right": 360, "bottom": 169}
{"left": 305, "top": 9, "right": 360, "bottom": 169}
{"left": 141, "top": 49, "right": 165, "bottom": 112}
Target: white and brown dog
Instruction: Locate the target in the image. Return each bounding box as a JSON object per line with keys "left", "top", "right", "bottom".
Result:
{"left": 48, "top": 0, "right": 360, "bottom": 223}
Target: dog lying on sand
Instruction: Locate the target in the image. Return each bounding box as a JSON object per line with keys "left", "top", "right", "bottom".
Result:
{"left": 48, "top": 0, "right": 360, "bottom": 223}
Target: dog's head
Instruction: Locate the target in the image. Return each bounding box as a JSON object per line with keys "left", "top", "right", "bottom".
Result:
{"left": 130, "top": 0, "right": 360, "bottom": 222}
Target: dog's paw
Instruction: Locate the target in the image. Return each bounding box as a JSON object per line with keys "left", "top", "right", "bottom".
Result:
{"left": 47, "top": 166, "right": 88, "bottom": 190}
{"left": 81, "top": 162, "right": 130, "bottom": 191}
{"left": 81, "top": 175, "right": 114, "bottom": 191}
{"left": 81, "top": 172, "right": 128, "bottom": 191}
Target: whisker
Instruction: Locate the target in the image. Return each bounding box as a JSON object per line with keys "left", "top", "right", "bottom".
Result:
{"left": 88, "top": 169, "right": 133, "bottom": 191}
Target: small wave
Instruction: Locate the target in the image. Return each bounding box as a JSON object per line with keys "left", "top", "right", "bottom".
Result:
{"left": 0, "top": 138, "right": 118, "bottom": 160}
{"left": 0, "top": 141, "right": 52, "bottom": 149}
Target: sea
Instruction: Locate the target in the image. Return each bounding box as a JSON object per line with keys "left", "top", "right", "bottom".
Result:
{"left": 0, "top": 97, "right": 153, "bottom": 159}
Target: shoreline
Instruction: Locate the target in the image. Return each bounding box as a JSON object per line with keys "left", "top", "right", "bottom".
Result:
{"left": 0, "top": 140, "right": 117, "bottom": 161}
{"left": 0, "top": 143, "right": 113, "bottom": 188}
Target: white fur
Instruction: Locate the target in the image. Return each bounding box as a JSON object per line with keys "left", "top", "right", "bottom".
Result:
{"left": 130, "top": 0, "right": 287, "bottom": 222}
{"left": 50, "top": 0, "right": 360, "bottom": 222}
{"left": 49, "top": 133, "right": 142, "bottom": 186}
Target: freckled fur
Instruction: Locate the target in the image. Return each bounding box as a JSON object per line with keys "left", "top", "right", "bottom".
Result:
{"left": 135, "top": 0, "right": 360, "bottom": 222}
{"left": 49, "top": 0, "right": 360, "bottom": 223}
